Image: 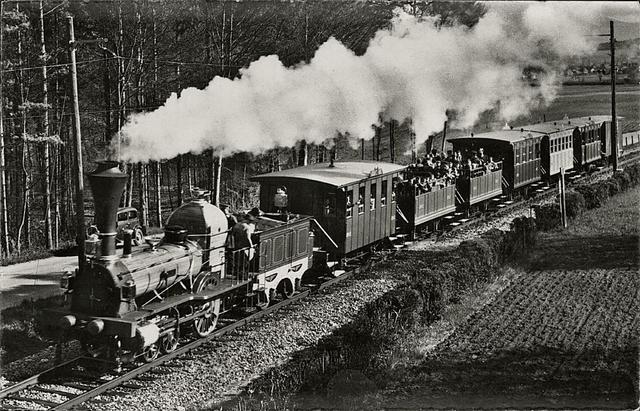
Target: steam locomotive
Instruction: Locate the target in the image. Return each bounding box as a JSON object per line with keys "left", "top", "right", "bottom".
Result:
{"left": 51, "top": 161, "right": 315, "bottom": 363}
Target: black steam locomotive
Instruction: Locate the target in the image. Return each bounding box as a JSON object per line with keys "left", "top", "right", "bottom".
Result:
{"left": 51, "top": 161, "right": 315, "bottom": 363}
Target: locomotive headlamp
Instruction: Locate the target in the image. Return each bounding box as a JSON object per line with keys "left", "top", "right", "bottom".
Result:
{"left": 59, "top": 315, "right": 77, "bottom": 329}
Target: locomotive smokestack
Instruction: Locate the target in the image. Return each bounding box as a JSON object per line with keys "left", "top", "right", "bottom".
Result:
{"left": 89, "top": 161, "right": 128, "bottom": 259}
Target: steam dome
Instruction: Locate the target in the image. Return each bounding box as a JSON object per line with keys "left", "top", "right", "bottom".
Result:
{"left": 166, "top": 199, "right": 228, "bottom": 272}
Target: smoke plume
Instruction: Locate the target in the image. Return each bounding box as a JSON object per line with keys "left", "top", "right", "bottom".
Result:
{"left": 117, "top": 1, "right": 639, "bottom": 162}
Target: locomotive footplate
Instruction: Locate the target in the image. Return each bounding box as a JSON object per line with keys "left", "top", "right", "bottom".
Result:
{"left": 127, "top": 277, "right": 252, "bottom": 320}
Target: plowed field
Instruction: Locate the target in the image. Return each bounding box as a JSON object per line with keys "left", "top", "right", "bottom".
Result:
{"left": 382, "top": 188, "right": 640, "bottom": 409}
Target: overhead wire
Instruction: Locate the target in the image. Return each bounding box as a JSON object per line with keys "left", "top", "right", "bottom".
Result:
{"left": 1, "top": 55, "right": 246, "bottom": 73}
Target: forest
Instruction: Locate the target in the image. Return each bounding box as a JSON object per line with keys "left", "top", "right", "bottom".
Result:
{"left": 0, "top": 0, "right": 486, "bottom": 261}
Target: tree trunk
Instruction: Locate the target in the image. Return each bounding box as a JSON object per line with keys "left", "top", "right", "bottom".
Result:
{"left": 389, "top": 120, "right": 395, "bottom": 163}
{"left": 298, "top": 140, "right": 308, "bottom": 166}
{"left": 212, "top": 154, "right": 222, "bottom": 206}
{"left": 186, "top": 154, "right": 193, "bottom": 194}
{"left": 138, "top": 163, "right": 148, "bottom": 228}
{"left": 177, "top": 155, "right": 183, "bottom": 205}
{"left": 103, "top": 48, "right": 112, "bottom": 142}
{"left": 16, "top": 11, "right": 30, "bottom": 254}
{"left": 40, "top": 0, "right": 53, "bottom": 249}
{"left": 154, "top": 161, "right": 162, "bottom": 227}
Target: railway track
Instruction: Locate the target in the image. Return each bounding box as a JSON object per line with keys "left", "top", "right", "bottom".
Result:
{"left": 0, "top": 270, "right": 359, "bottom": 411}
{"left": 2, "top": 153, "right": 638, "bottom": 411}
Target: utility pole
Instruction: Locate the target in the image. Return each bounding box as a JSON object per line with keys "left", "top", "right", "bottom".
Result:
{"left": 0, "top": 0, "right": 10, "bottom": 257}
{"left": 610, "top": 21, "right": 618, "bottom": 171}
{"left": 68, "top": 16, "right": 86, "bottom": 270}
{"left": 559, "top": 167, "right": 567, "bottom": 228}
{"left": 389, "top": 120, "right": 395, "bottom": 163}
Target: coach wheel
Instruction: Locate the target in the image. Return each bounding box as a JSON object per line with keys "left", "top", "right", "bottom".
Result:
{"left": 278, "top": 279, "right": 294, "bottom": 299}
{"left": 160, "top": 331, "right": 179, "bottom": 354}
{"left": 193, "top": 299, "right": 221, "bottom": 338}
{"left": 141, "top": 343, "right": 159, "bottom": 362}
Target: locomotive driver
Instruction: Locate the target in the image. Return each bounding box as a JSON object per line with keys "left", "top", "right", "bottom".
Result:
{"left": 230, "top": 214, "right": 256, "bottom": 276}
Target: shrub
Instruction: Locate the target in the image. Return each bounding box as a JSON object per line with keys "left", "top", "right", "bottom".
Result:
{"left": 564, "top": 190, "right": 586, "bottom": 218}
{"left": 534, "top": 204, "right": 561, "bottom": 231}
{"left": 602, "top": 177, "right": 621, "bottom": 196}
{"left": 624, "top": 163, "right": 640, "bottom": 185}
{"left": 508, "top": 216, "right": 537, "bottom": 252}
{"left": 613, "top": 170, "right": 632, "bottom": 191}
{"left": 575, "top": 183, "right": 609, "bottom": 209}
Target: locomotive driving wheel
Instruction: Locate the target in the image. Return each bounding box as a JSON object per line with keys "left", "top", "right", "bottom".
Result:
{"left": 141, "top": 343, "right": 159, "bottom": 362}
{"left": 193, "top": 298, "right": 221, "bottom": 338}
{"left": 160, "top": 331, "right": 179, "bottom": 354}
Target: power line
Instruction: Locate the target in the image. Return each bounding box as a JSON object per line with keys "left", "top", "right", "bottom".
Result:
{"left": 1, "top": 55, "right": 245, "bottom": 73}
{"left": 1, "top": 105, "right": 163, "bottom": 122}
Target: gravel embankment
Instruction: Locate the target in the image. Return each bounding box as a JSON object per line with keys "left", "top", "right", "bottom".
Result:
{"left": 81, "top": 277, "right": 398, "bottom": 410}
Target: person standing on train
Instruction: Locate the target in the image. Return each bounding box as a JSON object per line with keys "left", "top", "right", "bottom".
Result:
{"left": 220, "top": 205, "right": 238, "bottom": 230}
{"left": 230, "top": 214, "right": 256, "bottom": 278}
{"left": 479, "top": 147, "right": 490, "bottom": 163}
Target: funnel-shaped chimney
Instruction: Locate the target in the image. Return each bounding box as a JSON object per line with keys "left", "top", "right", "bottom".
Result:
{"left": 89, "top": 161, "right": 128, "bottom": 259}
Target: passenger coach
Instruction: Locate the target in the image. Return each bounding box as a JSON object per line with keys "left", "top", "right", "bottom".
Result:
{"left": 251, "top": 160, "right": 404, "bottom": 258}
{"left": 449, "top": 129, "right": 543, "bottom": 192}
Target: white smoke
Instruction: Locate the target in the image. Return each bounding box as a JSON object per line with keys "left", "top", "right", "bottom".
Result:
{"left": 117, "top": 1, "right": 640, "bottom": 162}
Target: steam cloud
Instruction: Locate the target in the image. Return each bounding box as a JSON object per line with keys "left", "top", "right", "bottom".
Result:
{"left": 117, "top": 1, "right": 639, "bottom": 162}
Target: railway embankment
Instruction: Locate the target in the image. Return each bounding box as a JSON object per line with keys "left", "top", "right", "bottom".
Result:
{"left": 220, "top": 217, "right": 538, "bottom": 410}
{"left": 222, "top": 162, "right": 640, "bottom": 410}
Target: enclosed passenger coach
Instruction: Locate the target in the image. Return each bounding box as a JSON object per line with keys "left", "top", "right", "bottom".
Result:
{"left": 252, "top": 161, "right": 405, "bottom": 257}
{"left": 449, "top": 129, "right": 543, "bottom": 191}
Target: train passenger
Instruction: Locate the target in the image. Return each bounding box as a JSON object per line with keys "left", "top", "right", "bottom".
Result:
{"left": 479, "top": 147, "right": 489, "bottom": 163}
{"left": 274, "top": 186, "right": 288, "bottom": 213}
{"left": 486, "top": 157, "right": 497, "bottom": 172}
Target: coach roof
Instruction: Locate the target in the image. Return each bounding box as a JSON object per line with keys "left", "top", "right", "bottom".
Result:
{"left": 251, "top": 161, "right": 406, "bottom": 188}
{"left": 448, "top": 129, "right": 543, "bottom": 144}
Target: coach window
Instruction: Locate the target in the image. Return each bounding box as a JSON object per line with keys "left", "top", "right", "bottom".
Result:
{"left": 358, "top": 186, "right": 365, "bottom": 214}
{"left": 370, "top": 183, "right": 376, "bottom": 211}
{"left": 346, "top": 189, "right": 353, "bottom": 218}
{"left": 381, "top": 180, "right": 387, "bottom": 207}
{"left": 534, "top": 142, "right": 540, "bottom": 158}
{"left": 515, "top": 144, "right": 521, "bottom": 165}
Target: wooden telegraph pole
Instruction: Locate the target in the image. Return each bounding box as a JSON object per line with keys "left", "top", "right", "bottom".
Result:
{"left": 559, "top": 167, "right": 567, "bottom": 228}
{"left": 0, "top": 0, "right": 10, "bottom": 257}
{"left": 68, "top": 16, "right": 86, "bottom": 269}
{"left": 610, "top": 21, "right": 618, "bottom": 171}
